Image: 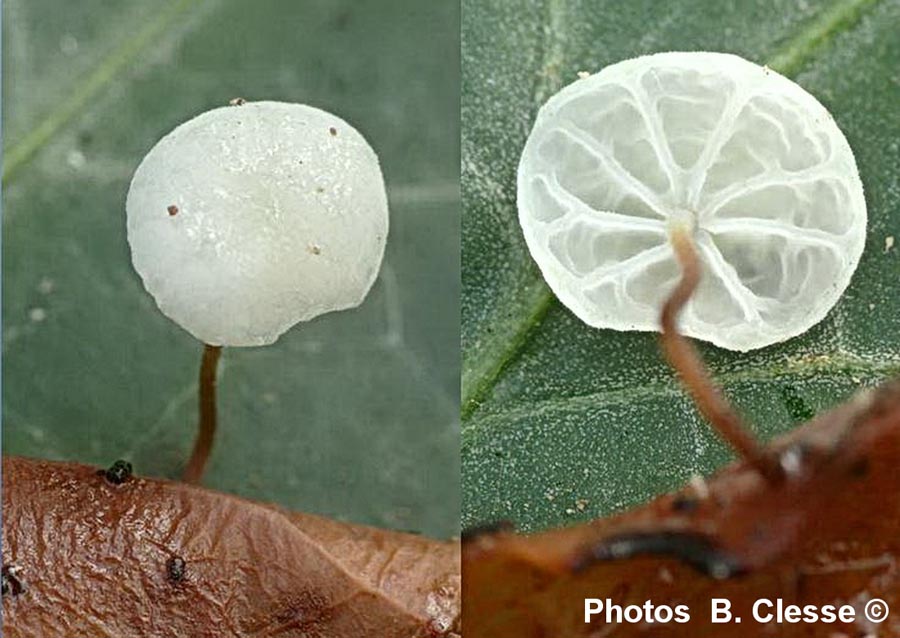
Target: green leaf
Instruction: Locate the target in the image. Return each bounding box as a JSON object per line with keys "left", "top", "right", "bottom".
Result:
{"left": 462, "top": 0, "right": 900, "bottom": 532}
{"left": 3, "top": 0, "right": 460, "bottom": 538}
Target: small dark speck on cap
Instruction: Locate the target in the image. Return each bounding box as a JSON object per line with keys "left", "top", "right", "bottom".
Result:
{"left": 329, "top": 127, "right": 337, "bottom": 136}
{"left": 167, "top": 205, "right": 179, "bottom": 216}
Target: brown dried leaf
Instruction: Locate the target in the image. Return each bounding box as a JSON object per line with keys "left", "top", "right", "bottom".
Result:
{"left": 464, "top": 380, "right": 900, "bottom": 637}
{"left": 2, "top": 457, "right": 460, "bottom": 637}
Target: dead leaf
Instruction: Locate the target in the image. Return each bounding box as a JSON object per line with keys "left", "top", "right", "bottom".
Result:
{"left": 464, "top": 379, "right": 900, "bottom": 637}
{"left": 3, "top": 457, "right": 460, "bottom": 637}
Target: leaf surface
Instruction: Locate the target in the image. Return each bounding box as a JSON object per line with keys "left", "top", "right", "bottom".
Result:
{"left": 2, "top": 0, "right": 460, "bottom": 537}
{"left": 461, "top": 0, "right": 900, "bottom": 532}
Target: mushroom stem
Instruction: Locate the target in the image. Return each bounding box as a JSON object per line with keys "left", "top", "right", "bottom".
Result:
{"left": 660, "top": 226, "right": 783, "bottom": 483}
{"left": 183, "top": 344, "right": 223, "bottom": 484}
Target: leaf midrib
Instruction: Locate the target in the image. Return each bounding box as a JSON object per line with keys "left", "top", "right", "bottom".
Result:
{"left": 463, "top": 353, "right": 900, "bottom": 439}
{"left": 2, "top": 0, "right": 204, "bottom": 185}
{"left": 461, "top": 0, "right": 885, "bottom": 423}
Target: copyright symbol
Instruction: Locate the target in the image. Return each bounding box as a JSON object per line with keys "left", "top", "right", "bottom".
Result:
{"left": 864, "top": 598, "right": 889, "bottom": 623}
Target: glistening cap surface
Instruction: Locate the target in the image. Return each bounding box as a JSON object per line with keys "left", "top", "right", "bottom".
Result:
{"left": 127, "top": 101, "right": 388, "bottom": 346}
{"left": 517, "top": 52, "right": 866, "bottom": 351}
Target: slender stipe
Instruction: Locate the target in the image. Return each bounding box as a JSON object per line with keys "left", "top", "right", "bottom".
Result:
{"left": 183, "top": 344, "right": 222, "bottom": 484}
{"left": 660, "top": 226, "right": 783, "bottom": 483}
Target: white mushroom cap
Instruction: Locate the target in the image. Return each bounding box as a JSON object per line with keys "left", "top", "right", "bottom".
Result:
{"left": 126, "top": 101, "right": 388, "bottom": 346}
{"left": 518, "top": 52, "right": 866, "bottom": 351}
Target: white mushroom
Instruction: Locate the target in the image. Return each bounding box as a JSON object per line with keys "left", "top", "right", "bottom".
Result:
{"left": 125, "top": 100, "right": 388, "bottom": 482}
{"left": 518, "top": 52, "right": 866, "bottom": 351}
{"left": 127, "top": 100, "right": 388, "bottom": 347}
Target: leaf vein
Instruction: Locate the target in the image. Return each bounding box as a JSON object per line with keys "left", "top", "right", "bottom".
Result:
{"left": 463, "top": 355, "right": 900, "bottom": 440}
{"left": 2, "top": 0, "right": 205, "bottom": 185}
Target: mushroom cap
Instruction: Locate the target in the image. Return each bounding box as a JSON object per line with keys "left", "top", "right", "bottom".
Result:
{"left": 517, "top": 52, "right": 866, "bottom": 351}
{"left": 126, "top": 101, "right": 388, "bottom": 346}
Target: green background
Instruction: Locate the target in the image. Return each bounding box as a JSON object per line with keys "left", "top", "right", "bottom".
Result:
{"left": 462, "top": 0, "right": 900, "bottom": 532}
{"left": 3, "top": 0, "right": 460, "bottom": 538}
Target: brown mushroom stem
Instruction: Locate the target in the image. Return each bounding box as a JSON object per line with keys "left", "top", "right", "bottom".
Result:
{"left": 660, "top": 226, "right": 783, "bottom": 483}
{"left": 183, "top": 344, "right": 223, "bottom": 484}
